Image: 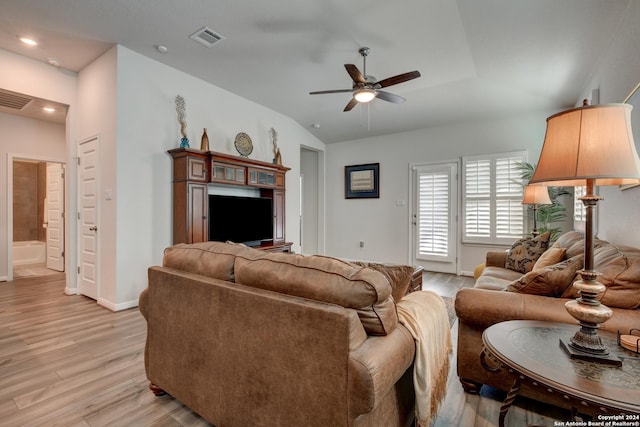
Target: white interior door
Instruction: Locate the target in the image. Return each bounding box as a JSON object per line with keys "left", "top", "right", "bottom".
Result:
{"left": 45, "top": 163, "right": 65, "bottom": 271}
{"left": 411, "top": 162, "right": 459, "bottom": 274}
{"left": 78, "top": 137, "right": 99, "bottom": 300}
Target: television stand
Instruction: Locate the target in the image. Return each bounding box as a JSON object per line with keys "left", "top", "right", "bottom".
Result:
{"left": 168, "top": 148, "right": 291, "bottom": 246}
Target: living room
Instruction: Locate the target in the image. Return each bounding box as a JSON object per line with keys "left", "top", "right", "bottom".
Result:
{"left": 1, "top": 1, "right": 640, "bottom": 425}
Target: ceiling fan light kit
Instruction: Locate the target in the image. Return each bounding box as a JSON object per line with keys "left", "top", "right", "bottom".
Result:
{"left": 354, "top": 88, "right": 376, "bottom": 103}
{"left": 309, "top": 47, "right": 421, "bottom": 112}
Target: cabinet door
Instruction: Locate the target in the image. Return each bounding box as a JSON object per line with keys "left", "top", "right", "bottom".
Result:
{"left": 273, "top": 189, "right": 285, "bottom": 243}
{"left": 188, "top": 183, "right": 208, "bottom": 243}
{"left": 188, "top": 157, "right": 208, "bottom": 182}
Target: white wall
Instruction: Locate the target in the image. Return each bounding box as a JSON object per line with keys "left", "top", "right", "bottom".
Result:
{"left": 77, "top": 46, "right": 118, "bottom": 306}
{"left": 325, "top": 111, "right": 554, "bottom": 272}
{"left": 0, "top": 113, "right": 66, "bottom": 280}
{"left": 0, "top": 49, "right": 77, "bottom": 283}
{"left": 110, "top": 46, "right": 325, "bottom": 308}
{"left": 576, "top": 0, "right": 640, "bottom": 247}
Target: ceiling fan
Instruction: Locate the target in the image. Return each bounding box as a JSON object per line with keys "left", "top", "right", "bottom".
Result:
{"left": 309, "top": 47, "right": 421, "bottom": 112}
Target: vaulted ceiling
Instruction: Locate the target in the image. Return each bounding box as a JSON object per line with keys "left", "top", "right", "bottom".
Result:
{"left": 0, "top": 0, "right": 633, "bottom": 143}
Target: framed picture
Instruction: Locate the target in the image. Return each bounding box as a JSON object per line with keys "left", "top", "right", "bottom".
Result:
{"left": 345, "top": 163, "right": 379, "bottom": 199}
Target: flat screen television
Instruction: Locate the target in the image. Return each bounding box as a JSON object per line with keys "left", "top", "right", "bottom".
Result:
{"left": 208, "top": 195, "right": 273, "bottom": 246}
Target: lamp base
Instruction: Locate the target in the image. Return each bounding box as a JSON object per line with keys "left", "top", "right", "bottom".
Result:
{"left": 559, "top": 337, "right": 621, "bottom": 366}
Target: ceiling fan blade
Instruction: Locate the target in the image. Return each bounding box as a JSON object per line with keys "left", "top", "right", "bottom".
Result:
{"left": 344, "top": 64, "right": 365, "bottom": 84}
{"left": 343, "top": 98, "right": 359, "bottom": 112}
{"left": 309, "top": 89, "right": 353, "bottom": 95}
{"left": 376, "top": 71, "right": 421, "bottom": 88}
{"left": 376, "top": 90, "right": 406, "bottom": 104}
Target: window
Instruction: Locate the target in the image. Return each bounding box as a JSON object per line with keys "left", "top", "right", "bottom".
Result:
{"left": 414, "top": 163, "right": 456, "bottom": 262}
{"left": 573, "top": 186, "right": 586, "bottom": 231}
{"left": 463, "top": 151, "right": 526, "bottom": 244}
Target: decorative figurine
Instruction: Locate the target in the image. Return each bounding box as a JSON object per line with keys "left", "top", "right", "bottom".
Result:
{"left": 175, "top": 95, "right": 189, "bottom": 148}
{"left": 270, "top": 127, "right": 282, "bottom": 165}
{"left": 201, "top": 128, "right": 210, "bottom": 151}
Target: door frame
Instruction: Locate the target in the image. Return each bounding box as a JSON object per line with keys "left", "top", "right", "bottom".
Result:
{"left": 6, "top": 153, "right": 66, "bottom": 282}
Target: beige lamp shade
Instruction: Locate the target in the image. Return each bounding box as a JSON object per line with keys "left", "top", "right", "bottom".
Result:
{"left": 530, "top": 103, "right": 640, "bottom": 187}
{"left": 521, "top": 185, "right": 551, "bottom": 205}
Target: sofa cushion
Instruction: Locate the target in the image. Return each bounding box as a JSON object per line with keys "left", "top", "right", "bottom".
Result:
{"left": 234, "top": 251, "right": 397, "bottom": 335}
{"left": 474, "top": 266, "right": 523, "bottom": 291}
{"left": 533, "top": 247, "right": 566, "bottom": 270}
{"left": 506, "top": 254, "right": 583, "bottom": 296}
{"left": 162, "top": 241, "right": 257, "bottom": 281}
{"left": 350, "top": 261, "right": 415, "bottom": 302}
{"left": 505, "top": 231, "right": 551, "bottom": 273}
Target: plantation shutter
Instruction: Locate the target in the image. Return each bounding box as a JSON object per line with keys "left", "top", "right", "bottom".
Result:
{"left": 495, "top": 157, "right": 524, "bottom": 237}
{"left": 415, "top": 164, "right": 454, "bottom": 262}
{"left": 573, "top": 186, "right": 586, "bottom": 231}
{"left": 464, "top": 159, "right": 491, "bottom": 238}
{"left": 463, "top": 151, "right": 526, "bottom": 244}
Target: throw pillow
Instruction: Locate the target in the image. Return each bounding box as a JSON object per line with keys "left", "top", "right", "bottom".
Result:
{"left": 505, "top": 231, "right": 551, "bottom": 274}
{"left": 533, "top": 247, "right": 566, "bottom": 270}
{"left": 350, "top": 261, "right": 415, "bottom": 302}
{"left": 506, "top": 254, "right": 583, "bottom": 296}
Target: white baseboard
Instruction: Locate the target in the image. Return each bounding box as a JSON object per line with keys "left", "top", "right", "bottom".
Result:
{"left": 64, "top": 286, "right": 77, "bottom": 295}
{"left": 459, "top": 270, "right": 474, "bottom": 277}
{"left": 0, "top": 276, "right": 7, "bottom": 282}
{"left": 98, "top": 297, "right": 139, "bottom": 312}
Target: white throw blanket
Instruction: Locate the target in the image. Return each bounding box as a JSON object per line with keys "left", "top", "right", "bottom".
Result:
{"left": 396, "top": 290, "right": 452, "bottom": 427}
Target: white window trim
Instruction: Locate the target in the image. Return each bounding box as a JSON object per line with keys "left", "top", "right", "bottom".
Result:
{"left": 462, "top": 150, "right": 527, "bottom": 245}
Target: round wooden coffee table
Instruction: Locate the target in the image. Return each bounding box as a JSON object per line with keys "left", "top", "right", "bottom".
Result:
{"left": 481, "top": 320, "right": 640, "bottom": 427}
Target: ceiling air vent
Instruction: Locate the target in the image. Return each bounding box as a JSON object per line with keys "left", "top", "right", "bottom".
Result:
{"left": 0, "top": 90, "right": 32, "bottom": 110}
{"left": 189, "top": 26, "right": 226, "bottom": 48}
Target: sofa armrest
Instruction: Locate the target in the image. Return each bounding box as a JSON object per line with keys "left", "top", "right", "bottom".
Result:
{"left": 485, "top": 251, "right": 507, "bottom": 268}
{"left": 455, "top": 287, "right": 640, "bottom": 333}
{"left": 348, "top": 325, "right": 415, "bottom": 416}
{"left": 139, "top": 288, "right": 149, "bottom": 320}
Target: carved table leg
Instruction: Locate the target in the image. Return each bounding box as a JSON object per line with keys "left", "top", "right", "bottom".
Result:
{"left": 149, "top": 383, "right": 167, "bottom": 396}
{"left": 499, "top": 378, "right": 520, "bottom": 427}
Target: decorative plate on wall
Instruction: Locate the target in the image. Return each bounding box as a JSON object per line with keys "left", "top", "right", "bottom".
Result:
{"left": 234, "top": 132, "right": 253, "bottom": 157}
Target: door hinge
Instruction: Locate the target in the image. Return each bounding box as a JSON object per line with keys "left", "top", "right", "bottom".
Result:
{"left": 61, "top": 172, "right": 65, "bottom": 179}
{"left": 77, "top": 266, "right": 80, "bottom": 274}
{"left": 77, "top": 157, "right": 81, "bottom": 166}
{"left": 77, "top": 212, "right": 81, "bottom": 220}
{"left": 61, "top": 212, "right": 64, "bottom": 219}
{"left": 61, "top": 251, "right": 65, "bottom": 258}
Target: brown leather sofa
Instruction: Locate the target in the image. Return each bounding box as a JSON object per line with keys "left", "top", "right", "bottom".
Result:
{"left": 455, "top": 231, "right": 640, "bottom": 410}
{"left": 139, "top": 241, "right": 440, "bottom": 427}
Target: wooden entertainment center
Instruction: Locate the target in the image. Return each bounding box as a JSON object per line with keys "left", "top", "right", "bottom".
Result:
{"left": 168, "top": 148, "right": 292, "bottom": 252}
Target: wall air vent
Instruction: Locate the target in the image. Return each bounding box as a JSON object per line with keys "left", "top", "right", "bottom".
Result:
{"left": 189, "top": 26, "right": 226, "bottom": 48}
{"left": 0, "top": 89, "right": 32, "bottom": 110}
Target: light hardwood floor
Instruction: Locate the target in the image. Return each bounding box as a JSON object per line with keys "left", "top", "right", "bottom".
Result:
{"left": 0, "top": 271, "right": 572, "bottom": 426}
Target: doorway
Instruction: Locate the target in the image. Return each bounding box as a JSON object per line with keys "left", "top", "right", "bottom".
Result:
{"left": 9, "top": 157, "right": 66, "bottom": 279}
{"left": 299, "top": 147, "right": 325, "bottom": 255}
{"left": 409, "top": 161, "right": 459, "bottom": 274}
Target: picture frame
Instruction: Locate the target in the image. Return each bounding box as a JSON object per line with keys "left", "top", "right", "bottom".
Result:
{"left": 345, "top": 163, "right": 379, "bottom": 199}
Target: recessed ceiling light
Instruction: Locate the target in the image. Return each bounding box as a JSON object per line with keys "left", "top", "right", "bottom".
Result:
{"left": 43, "top": 107, "right": 56, "bottom": 113}
{"left": 19, "top": 36, "right": 38, "bottom": 46}
{"left": 311, "top": 123, "right": 320, "bottom": 129}
{"left": 155, "top": 45, "right": 168, "bottom": 53}
{"left": 46, "top": 57, "right": 61, "bottom": 67}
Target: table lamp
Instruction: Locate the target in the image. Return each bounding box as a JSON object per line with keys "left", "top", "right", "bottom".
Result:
{"left": 529, "top": 102, "right": 640, "bottom": 365}
{"left": 521, "top": 185, "right": 551, "bottom": 237}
